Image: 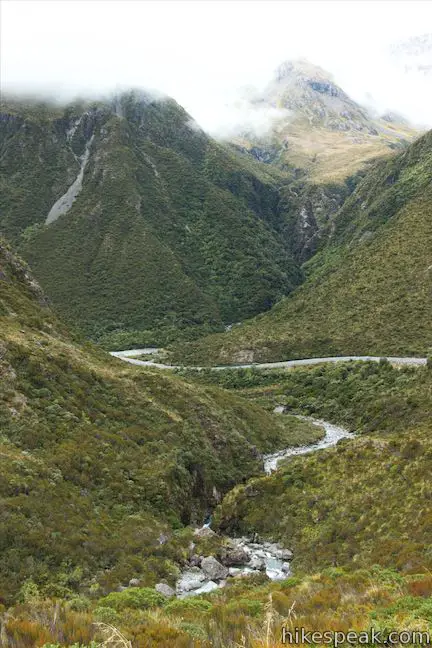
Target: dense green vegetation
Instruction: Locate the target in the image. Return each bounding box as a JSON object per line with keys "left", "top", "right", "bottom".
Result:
{"left": 175, "top": 360, "right": 432, "bottom": 433}
{"left": 175, "top": 360, "right": 432, "bottom": 575}
{"left": 0, "top": 93, "right": 303, "bottom": 346}
{"left": 170, "top": 130, "right": 432, "bottom": 365}
{"left": 1, "top": 78, "right": 431, "bottom": 648}
{"left": 4, "top": 567, "right": 432, "bottom": 646}
{"left": 0, "top": 238, "right": 313, "bottom": 603}
{"left": 1, "top": 81, "right": 418, "bottom": 351}
{"left": 2, "top": 242, "right": 432, "bottom": 647}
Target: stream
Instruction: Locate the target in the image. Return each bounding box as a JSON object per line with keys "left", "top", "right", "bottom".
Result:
{"left": 263, "top": 415, "right": 355, "bottom": 474}
{"left": 109, "top": 347, "right": 361, "bottom": 597}
{"left": 174, "top": 417, "right": 355, "bottom": 598}
{"left": 109, "top": 349, "right": 417, "bottom": 597}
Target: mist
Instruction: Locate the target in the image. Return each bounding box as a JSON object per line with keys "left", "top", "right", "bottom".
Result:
{"left": 1, "top": 0, "right": 431, "bottom": 135}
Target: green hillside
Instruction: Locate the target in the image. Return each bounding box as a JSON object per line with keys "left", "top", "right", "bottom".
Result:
{"left": 170, "top": 129, "right": 432, "bottom": 365}
{"left": 4, "top": 357, "right": 432, "bottom": 647}
{"left": 0, "top": 238, "right": 311, "bottom": 603}
{"left": 0, "top": 92, "right": 301, "bottom": 347}
{"left": 214, "top": 360, "right": 432, "bottom": 574}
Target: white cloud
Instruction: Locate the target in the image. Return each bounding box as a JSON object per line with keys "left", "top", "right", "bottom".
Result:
{"left": 1, "top": 0, "right": 431, "bottom": 130}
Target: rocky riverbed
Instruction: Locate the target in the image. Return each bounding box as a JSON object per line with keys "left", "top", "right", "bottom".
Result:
{"left": 154, "top": 417, "right": 354, "bottom": 598}
{"left": 115, "top": 518, "right": 292, "bottom": 599}
{"left": 170, "top": 527, "right": 292, "bottom": 598}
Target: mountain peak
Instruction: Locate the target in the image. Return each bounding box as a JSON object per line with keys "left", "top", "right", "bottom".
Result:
{"left": 271, "top": 58, "right": 346, "bottom": 102}
{"left": 233, "top": 58, "right": 418, "bottom": 183}
{"left": 274, "top": 58, "right": 334, "bottom": 84}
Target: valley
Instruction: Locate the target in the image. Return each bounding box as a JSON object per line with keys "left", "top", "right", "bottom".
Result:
{"left": 169, "top": 129, "right": 432, "bottom": 366}
{"left": 0, "top": 15, "right": 431, "bottom": 646}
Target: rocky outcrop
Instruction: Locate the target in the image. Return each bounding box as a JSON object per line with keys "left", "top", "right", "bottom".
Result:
{"left": 0, "top": 240, "right": 49, "bottom": 307}
{"left": 279, "top": 181, "right": 356, "bottom": 263}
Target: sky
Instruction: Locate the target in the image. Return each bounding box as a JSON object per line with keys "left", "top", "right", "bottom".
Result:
{"left": 1, "top": 0, "right": 432, "bottom": 133}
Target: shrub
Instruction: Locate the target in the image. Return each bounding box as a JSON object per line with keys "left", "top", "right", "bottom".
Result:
{"left": 98, "top": 587, "right": 167, "bottom": 611}
{"left": 165, "top": 597, "right": 213, "bottom": 615}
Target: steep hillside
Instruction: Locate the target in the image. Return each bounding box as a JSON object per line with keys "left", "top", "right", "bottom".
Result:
{"left": 212, "top": 360, "right": 432, "bottom": 576}
{"left": 0, "top": 238, "right": 309, "bottom": 602}
{"left": 5, "top": 359, "right": 432, "bottom": 647}
{"left": 227, "top": 58, "right": 420, "bottom": 263}
{"left": 0, "top": 92, "right": 300, "bottom": 347}
{"left": 233, "top": 59, "right": 417, "bottom": 183}
{"left": 170, "top": 129, "right": 432, "bottom": 364}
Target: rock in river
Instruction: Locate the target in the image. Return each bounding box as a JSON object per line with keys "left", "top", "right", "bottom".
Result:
{"left": 201, "top": 556, "right": 229, "bottom": 580}
{"left": 220, "top": 545, "right": 250, "bottom": 566}
{"left": 176, "top": 568, "right": 206, "bottom": 593}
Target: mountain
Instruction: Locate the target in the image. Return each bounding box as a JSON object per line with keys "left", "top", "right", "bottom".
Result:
{"left": 0, "top": 66, "right": 418, "bottom": 349}
{"left": 169, "top": 129, "right": 432, "bottom": 365}
{"left": 5, "top": 349, "right": 432, "bottom": 645}
{"left": 0, "top": 92, "right": 301, "bottom": 347}
{"left": 0, "top": 237, "right": 311, "bottom": 602}
{"left": 231, "top": 58, "right": 418, "bottom": 183}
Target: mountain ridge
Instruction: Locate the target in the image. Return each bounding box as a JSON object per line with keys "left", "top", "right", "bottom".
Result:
{"left": 0, "top": 91, "right": 302, "bottom": 346}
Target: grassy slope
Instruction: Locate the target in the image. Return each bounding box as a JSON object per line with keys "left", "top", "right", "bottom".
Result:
{"left": 210, "top": 361, "right": 432, "bottom": 575}
{"left": 236, "top": 119, "right": 415, "bottom": 184}
{"left": 0, "top": 94, "right": 300, "bottom": 346}
{"left": 0, "top": 238, "right": 310, "bottom": 602}
{"left": 170, "top": 131, "right": 432, "bottom": 364}
{"left": 5, "top": 360, "right": 432, "bottom": 647}
{"left": 5, "top": 567, "right": 432, "bottom": 647}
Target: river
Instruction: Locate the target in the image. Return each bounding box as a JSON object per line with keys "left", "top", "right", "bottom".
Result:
{"left": 175, "top": 417, "right": 354, "bottom": 597}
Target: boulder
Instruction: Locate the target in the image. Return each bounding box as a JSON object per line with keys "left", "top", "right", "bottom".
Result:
{"left": 189, "top": 554, "right": 202, "bottom": 567}
{"left": 128, "top": 578, "right": 140, "bottom": 587}
{"left": 194, "top": 526, "right": 216, "bottom": 539}
{"left": 248, "top": 555, "right": 265, "bottom": 571}
{"left": 281, "top": 562, "right": 291, "bottom": 574}
{"left": 155, "top": 583, "right": 175, "bottom": 597}
{"left": 220, "top": 545, "right": 249, "bottom": 566}
{"left": 254, "top": 549, "right": 267, "bottom": 559}
{"left": 276, "top": 548, "right": 293, "bottom": 560}
{"left": 201, "top": 556, "right": 229, "bottom": 580}
{"left": 176, "top": 569, "right": 206, "bottom": 593}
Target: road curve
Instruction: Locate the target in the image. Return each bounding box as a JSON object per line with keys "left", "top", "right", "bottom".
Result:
{"left": 110, "top": 349, "right": 427, "bottom": 371}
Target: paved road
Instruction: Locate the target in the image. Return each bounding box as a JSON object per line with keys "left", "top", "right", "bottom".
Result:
{"left": 110, "top": 349, "right": 427, "bottom": 370}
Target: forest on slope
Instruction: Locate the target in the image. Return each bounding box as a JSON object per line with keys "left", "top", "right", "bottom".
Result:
{"left": 170, "top": 129, "right": 432, "bottom": 364}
